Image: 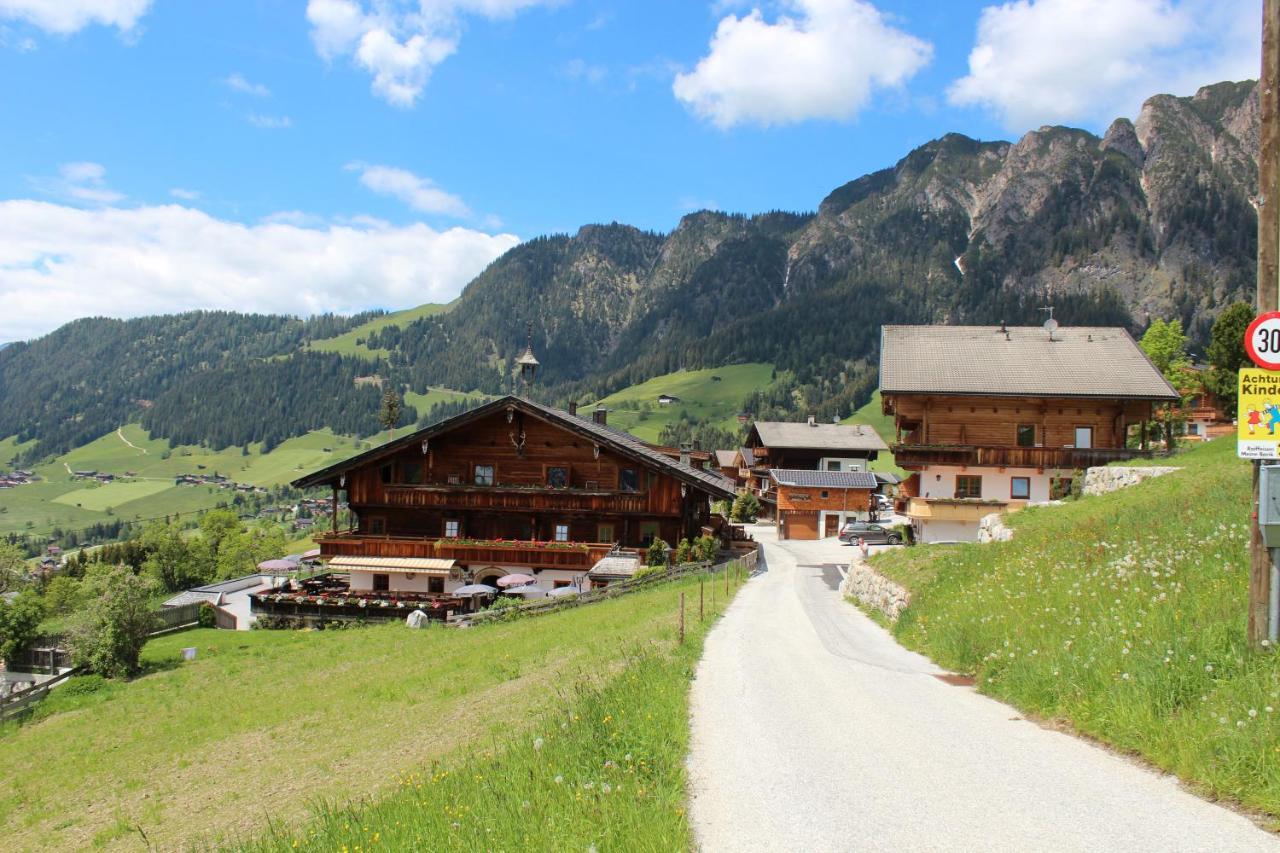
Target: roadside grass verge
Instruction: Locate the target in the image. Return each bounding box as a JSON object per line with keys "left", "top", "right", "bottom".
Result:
{"left": 870, "top": 438, "right": 1280, "bottom": 819}
{"left": 0, "top": 567, "right": 744, "bottom": 850}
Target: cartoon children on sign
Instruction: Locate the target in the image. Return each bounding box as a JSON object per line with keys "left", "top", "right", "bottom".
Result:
{"left": 1269, "top": 402, "right": 1280, "bottom": 435}
{"left": 1248, "top": 405, "right": 1262, "bottom": 434}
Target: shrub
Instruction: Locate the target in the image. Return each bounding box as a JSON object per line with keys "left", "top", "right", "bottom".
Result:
{"left": 633, "top": 565, "right": 667, "bottom": 581}
{"left": 197, "top": 602, "right": 218, "bottom": 628}
{"left": 694, "top": 534, "right": 719, "bottom": 562}
{"left": 0, "top": 590, "right": 46, "bottom": 664}
{"left": 730, "top": 492, "right": 760, "bottom": 523}
{"left": 646, "top": 538, "right": 669, "bottom": 567}
{"left": 673, "top": 539, "right": 693, "bottom": 564}
{"left": 59, "top": 673, "right": 109, "bottom": 697}
{"left": 70, "top": 567, "right": 158, "bottom": 678}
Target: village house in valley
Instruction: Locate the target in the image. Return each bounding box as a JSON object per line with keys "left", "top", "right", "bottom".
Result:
{"left": 880, "top": 324, "right": 1180, "bottom": 543}
{"left": 264, "top": 394, "right": 735, "bottom": 622}
{"left": 743, "top": 419, "right": 888, "bottom": 518}
{"left": 770, "top": 469, "right": 879, "bottom": 540}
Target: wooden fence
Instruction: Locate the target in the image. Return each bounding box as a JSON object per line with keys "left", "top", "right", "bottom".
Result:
{"left": 447, "top": 547, "right": 759, "bottom": 628}
{"left": 0, "top": 667, "right": 84, "bottom": 722}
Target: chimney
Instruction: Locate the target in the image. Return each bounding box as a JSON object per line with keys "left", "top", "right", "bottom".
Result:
{"left": 568, "top": 401, "right": 578, "bottom": 417}
{"left": 679, "top": 442, "right": 692, "bottom": 467}
{"left": 593, "top": 405, "right": 607, "bottom": 426}
{"left": 807, "top": 416, "right": 816, "bottom": 427}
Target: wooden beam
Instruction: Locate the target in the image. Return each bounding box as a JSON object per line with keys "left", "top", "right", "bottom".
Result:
{"left": 1250, "top": 0, "right": 1280, "bottom": 650}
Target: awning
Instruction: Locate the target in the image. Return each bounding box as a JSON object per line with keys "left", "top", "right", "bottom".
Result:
{"left": 327, "top": 556, "right": 456, "bottom": 575}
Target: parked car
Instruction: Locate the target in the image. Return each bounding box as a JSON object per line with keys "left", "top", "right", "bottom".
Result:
{"left": 873, "top": 494, "right": 894, "bottom": 511}
{"left": 838, "top": 521, "right": 903, "bottom": 545}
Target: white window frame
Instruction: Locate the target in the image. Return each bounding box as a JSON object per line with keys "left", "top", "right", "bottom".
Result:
{"left": 554, "top": 523, "right": 570, "bottom": 542}
{"left": 444, "top": 519, "right": 460, "bottom": 538}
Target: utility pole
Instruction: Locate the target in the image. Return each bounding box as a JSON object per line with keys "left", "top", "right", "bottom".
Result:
{"left": 1250, "top": 0, "right": 1280, "bottom": 648}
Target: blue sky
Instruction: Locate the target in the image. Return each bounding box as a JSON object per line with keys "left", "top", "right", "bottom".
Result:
{"left": 0, "top": 0, "right": 1261, "bottom": 341}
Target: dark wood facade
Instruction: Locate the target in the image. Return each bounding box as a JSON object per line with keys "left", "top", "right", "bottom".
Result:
{"left": 295, "top": 397, "right": 735, "bottom": 568}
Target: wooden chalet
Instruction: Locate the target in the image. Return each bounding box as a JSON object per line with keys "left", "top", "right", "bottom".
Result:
{"left": 880, "top": 324, "right": 1180, "bottom": 543}
{"left": 771, "top": 469, "right": 878, "bottom": 540}
{"left": 282, "top": 395, "right": 735, "bottom": 614}
{"left": 744, "top": 420, "right": 888, "bottom": 517}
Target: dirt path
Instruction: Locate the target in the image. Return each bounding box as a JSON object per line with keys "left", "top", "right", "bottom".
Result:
{"left": 686, "top": 527, "right": 1278, "bottom": 852}
{"left": 117, "top": 426, "right": 147, "bottom": 454}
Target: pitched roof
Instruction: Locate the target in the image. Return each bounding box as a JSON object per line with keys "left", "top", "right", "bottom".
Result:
{"left": 768, "top": 469, "right": 879, "bottom": 489}
{"left": 291, "top": 395, "right": 736, "bottom": 500}
{"left": 714, "top": 450, "right": 738, "bottom": 468}
{"left": 879, "top": 325, "right": 1180, "bottom": 400}
{"left": 749, "top": 422, "right": 889, "bottom": 452}
{"left": 737, "top": 447, "right": 756, "bottom": 466}
{"left": 588, "top": 553, "right": 642, "bottom": 579}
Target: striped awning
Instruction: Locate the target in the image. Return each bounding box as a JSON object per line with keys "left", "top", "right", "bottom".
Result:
{"left": 327, "top": 556, "right": 456, "bottom": 575}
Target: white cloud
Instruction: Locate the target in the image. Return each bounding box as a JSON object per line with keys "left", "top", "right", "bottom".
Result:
{"left": 169, "top": 188, "right": 200, "bottom": 201}
{"left": 248, "top": 113, "right": 293, "bottom": 129}
{"left": 562, "top": 57, "right": 607, "bottom": 85}
{"left": 0, "top": 0, "right": 152, "bottom": 34}
{"left": 0, "top": 200, "right": 520, "bottom": 341}
{"left": 29, "top": 161, "right": 124, "bottom": 205}
{"left": 673, "top": 0, "right": 932, "bottom": 128}
{"left": 949, "top": 0, "right": 1261, "bottom": 129}
{"left": 347, "top": 163, "right": 472, "bottom": 218}
{"left": 306, "top": 0, "right": 559, "bottom": 107}
{"left": 225, "top": 73, "right": 270, "bottom": 97}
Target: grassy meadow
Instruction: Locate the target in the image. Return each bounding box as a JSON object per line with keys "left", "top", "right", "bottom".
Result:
{"left": 404, "top": 386, "right": 489, "bottom": 417}
{"left": 305, "top": 302, "right": 452, "bottom": 359}
{"left": 0, "top": 566, "right": 748, "bottom": 851}
{"left": 0, "top": 427, "right": 365, "bottom": 537}
{"left": 870, "top": 438, "right": 1280, "bottom": 820}
{"left": 588, "top": 363, "right": 775, "bottom": 443}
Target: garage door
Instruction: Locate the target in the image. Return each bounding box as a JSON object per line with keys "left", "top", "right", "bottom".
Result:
{"left": 786, "top": 511, "right": 819, "bottom": 540}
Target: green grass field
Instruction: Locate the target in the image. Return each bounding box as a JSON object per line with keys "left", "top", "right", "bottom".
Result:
{"left": 0, "top": 427, "right": 366, "bottom": 537}
{"left": 0, "top": 567, "right": 748, "bottom": 851}
{"left": 305, "top": 302, "right": 452, "bottom": 359}
{"left": 0, "top": 434, "right": 36, "bottom": 467}
{"left": 404, "top": 386, "right": 488, "bottom": 418}
{"left": 588, "top": 363, "right": 775, "bottom": 443}
{"left": 845, "top": 390, "right": 905, "bottom": 477}
{"left": 869, "top": 438, "right": 1280, "bottom": 820}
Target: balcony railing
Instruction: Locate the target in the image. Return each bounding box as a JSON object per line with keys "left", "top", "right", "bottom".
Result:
{"left": 891, "top": 444, "right": 1158, "bottom": 470}
{"left": 381, "top": 484, "right": 651, "bottom": 514}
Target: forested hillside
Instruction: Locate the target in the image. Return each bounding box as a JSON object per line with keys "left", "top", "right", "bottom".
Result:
{"left": 0, "top": 80, "right": 1259, "bottom": 465}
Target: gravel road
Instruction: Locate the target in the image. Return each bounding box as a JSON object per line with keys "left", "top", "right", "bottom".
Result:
{"left": 687, "top": 527, "right": 1279, "bottom": 852}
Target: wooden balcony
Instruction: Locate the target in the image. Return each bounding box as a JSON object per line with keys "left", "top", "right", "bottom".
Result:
{"left": 381, "top": 484, "right": 651, "bottom": 515}
{"left": 891, "top": 444, "right": 1158, "bottom": 470}
{"left": 905, "top": 497, "right": 1010, "bottom": 522}
{"left": 314, "top": 533, "right": 617, "bottom": 570}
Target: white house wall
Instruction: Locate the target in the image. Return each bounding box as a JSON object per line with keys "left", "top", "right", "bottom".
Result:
{"left": 917, "top": 465, "right": 1065, "bottom": 503}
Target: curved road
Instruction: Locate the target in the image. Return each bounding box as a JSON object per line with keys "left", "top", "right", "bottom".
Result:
{"left": 687, "top": 527, "right": 1279, "bottom": 852}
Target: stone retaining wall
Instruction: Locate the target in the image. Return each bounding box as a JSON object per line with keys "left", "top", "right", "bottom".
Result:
{"left": 840, "top": 560, "right": 911, "bottom": 621}
{"left": 1082, "top": 466, "right": 1180, "bottom": 497}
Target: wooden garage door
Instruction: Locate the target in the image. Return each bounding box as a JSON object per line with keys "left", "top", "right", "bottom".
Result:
{"left": 786, "top": 511, "right": 819, "bottom": 540}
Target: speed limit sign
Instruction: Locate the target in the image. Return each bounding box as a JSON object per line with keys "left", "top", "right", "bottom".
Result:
{"left": 1245, "top": 312, "right": 1280, "bottom": 371}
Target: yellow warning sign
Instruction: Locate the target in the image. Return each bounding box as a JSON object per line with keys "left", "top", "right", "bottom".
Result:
{"left": 1238, "top": 368, "right": 1280, "bottom": 459}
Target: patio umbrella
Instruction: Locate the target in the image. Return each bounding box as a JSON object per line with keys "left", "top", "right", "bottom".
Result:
{"left": 497, "top": 574, "right": 537, "bottom": 588}
{"left": 257, "top": 558, "right": 298, "bottom": 571}
{"left": 547, "top": 586, "right": 580, "bottom": 598}
{"left": 301, "top": 548, "right": 321, "bottom": 559}
{"left": 504, "top": 584, "right": 550, "bottom": 596}
{"left": 454, "top": 584, "right": 498, "bottom": 597}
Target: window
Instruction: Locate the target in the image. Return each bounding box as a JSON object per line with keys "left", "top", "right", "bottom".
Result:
{"left": 428, "top": 576, "right": 444, "bottom": 594}
{"left": 554, "top": 524, "right": 570, "bottom": 542}
{"left": 955, "top": 475, "right": 982, "bottom": 499}
{"left": 474, "top": 464, "right": 494, "bottom": 486}
{"left": 401, "top": 462, "right": 422, "bottom": 484}
{"left": 380, "top": 464, "right": 393, "bottom": 484}
{"left": 597, "top": 523, "right": 615, "bottom": 543}
{"left": 444, "top": 519, "right": 460, "bottom": 538}
{"left": 546, "top": 466, "right": 568, "bottom": 488}
{"left": 447, "top": 474, "right": 461, "bottom": 485}
{"left": 372, "top": 573, "right": 389, "bottom": 592}
{"left": 620, "top": 468, "right": 638, "bottom": 492}
{"left": 1010, "top": 477, "right": 1031, "bottom": 500}
{"left": 639, "top": 521, "right": 660, "bottom": 546}
{"left": 369, "top": 516, "right": 386, "bottom": 535}
{"left": 1074, "top": 426, "right": 1093, "bottom": 449}
{"left": 820, "top": 490, "right": 830, "bottom": 499}
{"left": 826, "top": 460, "right": 841, "bottom": 471}
{"left": 1016, "top": 424, "right": 1036, "bottom": 448}
{"left": 553, "top": 580, "right": 570, "bottom": 589}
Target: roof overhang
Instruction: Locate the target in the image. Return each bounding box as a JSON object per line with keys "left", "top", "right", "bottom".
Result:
{"left": 327, "top": 556, "right": 456, "bottom": 575}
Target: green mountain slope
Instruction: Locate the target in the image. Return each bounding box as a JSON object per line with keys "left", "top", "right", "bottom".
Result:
{"left": 588, "top": 363, "right": 775, "bottom": 443}
{"left": 305, "top": 301, "right": 452, "bottom": 358}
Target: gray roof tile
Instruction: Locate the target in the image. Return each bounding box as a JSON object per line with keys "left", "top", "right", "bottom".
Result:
{"left": 750, "top": 422, "right": 888, "bottom": 452}
{"left": 768, "top": 469, "right": 879, "bottom": 489}
{"left": 880, "top": 325, "right": 1179, "bottom": 400}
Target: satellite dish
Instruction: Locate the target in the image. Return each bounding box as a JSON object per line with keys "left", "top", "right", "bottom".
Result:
{"left": 1043, "top": 318, "right": 1059, "bottom": 332}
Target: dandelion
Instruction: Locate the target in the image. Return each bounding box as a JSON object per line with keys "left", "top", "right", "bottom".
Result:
{"left": 1249, "top": 709, "right": 1258, "bottom": 718}
{"left": 601, "top": 783, "right": 613, "bottom": 794}
{"left": 1205, "top": 664, "right": 1214, "bottom": 673}
{"left": 1121, "top": 673, "right": 1131, "bottom": 681}
{"left": 554, "top": 775, "right": 564, "bottom": 784}
{"left": 533, "top": 737, "right": 544, "bottom": 752}
{"left": 603, "top": 760, "right": 616, "bottom": 770}
{"left": 1237, "top": 720, "right": 1247, "bottom": 728}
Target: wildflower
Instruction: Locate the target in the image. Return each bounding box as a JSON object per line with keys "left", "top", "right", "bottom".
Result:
{"left": 1205, "top": 664, "right": 1214, "bottom": 673}
{"left": 1266, "top": 707, "right": 1274, "bottom": 714}
{"left": 554, "top": 775, "right": 564, "bottom": 784}
{"left": 603, "top": 760, "right": 616, "bottom": 770}
{"left": 533, "top": 737, "right": 544, "bottom": 752}
{"left": 1249, "top": 709, "right": 1258, "bottom": 718}
{"left": 601, "top": 783, "right": 613, "bottom": 794}
{"left": 1121, "top": 673, "right": 1130, "bottom": 681}
{"left": 1237, "top": 720, "right": 1246, "bottom": 728}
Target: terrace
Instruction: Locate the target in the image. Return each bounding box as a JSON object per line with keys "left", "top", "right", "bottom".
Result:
{"left": 890, "top": 443, "right": 1159, "bottom": 470}
{"left": 249, "top": 573, "right": 467, "bottom": 623}
{"left": 314, "top": 533, "right": 619, "bottom": 570}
